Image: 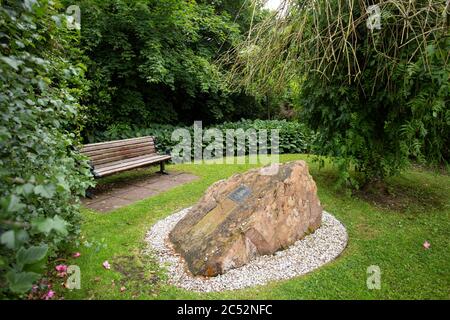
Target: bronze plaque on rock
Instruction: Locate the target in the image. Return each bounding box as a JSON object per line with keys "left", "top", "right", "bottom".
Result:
{"left": 228, "top": 185, "right": 252, "bottom": 203}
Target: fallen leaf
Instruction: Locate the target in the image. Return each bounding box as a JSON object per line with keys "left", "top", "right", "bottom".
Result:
{"left": 55, "top": 264, "right": 68, "bottom": 272}
{"left": 42, "top": 290, "right": 55, "bottom": 300}
{"left": 102, "top": 261, "right": 111, "bottom": 270}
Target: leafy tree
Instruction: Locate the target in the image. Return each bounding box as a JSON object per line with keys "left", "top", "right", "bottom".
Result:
{"left": 202, "top": 0, "right": 269, "bottom": 33}
{"left": 0, "top": 0, "right": 93, "bottom": 297}
{"left": 229, "top": 0, "right": 449, "bottom": 187}
{"left": 71, "top": 0, "right": 270, "bottom": 138}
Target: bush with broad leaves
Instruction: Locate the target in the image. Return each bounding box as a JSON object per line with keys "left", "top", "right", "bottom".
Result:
{"left": 0, "top": 0, "right": 93, "bottom": 298}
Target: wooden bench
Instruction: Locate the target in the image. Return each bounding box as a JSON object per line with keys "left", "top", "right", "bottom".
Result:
{"left": 81, "top": 136, "right": 171, "bottom": 178}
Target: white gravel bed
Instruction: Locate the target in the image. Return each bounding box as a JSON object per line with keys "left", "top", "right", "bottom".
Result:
{"left": 145, "top": 208, "right": 348, "bottom": 292}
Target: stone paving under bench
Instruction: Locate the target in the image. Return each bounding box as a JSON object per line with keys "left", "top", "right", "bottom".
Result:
{"left": 82, "top": 171, "right": 199, "bottom": 213}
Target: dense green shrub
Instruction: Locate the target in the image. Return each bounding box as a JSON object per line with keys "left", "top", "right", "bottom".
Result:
{"left": 89, "top": 120, "right": 313, "bottom": 157}
{"left": 229, "top": 0, "right": 449, "bottom": 187}
{"left": 70, "top": 0, "right": 274, "bottom": 136}
{"left": 299, "top": 1, "right": 449, "bottom": 186}
{"left": 214, "top": 120, "right": 313, "bottom": 154}
{"left": 0, "top": 1, "right": 93, "bottom": 297}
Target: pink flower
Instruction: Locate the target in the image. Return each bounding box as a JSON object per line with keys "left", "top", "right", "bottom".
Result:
{"left": 423, "top": 241, "right": 431, "bottom": 249}
{"left": 73, "top": 252, "right": 81, "bottom": 258}
{"left": 55, "top": 265, "right": 68, "bottom": 273}
{"left": 102, "top": 261, "right": 111, "bottom": 270}
{"left": 120, "top": 286, "right": 126, "bottom": 292}
{"left": 43, "top": 290, "right": 55, "bottom": 300}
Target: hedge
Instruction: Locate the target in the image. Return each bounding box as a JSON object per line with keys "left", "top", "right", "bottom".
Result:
{"left": 88, "top": 120, "right": 314, "bottom": 158}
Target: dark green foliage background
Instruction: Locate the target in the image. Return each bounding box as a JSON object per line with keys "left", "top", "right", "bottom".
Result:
{"left": 71, "top": 0, "right": 275, "bottom": 137}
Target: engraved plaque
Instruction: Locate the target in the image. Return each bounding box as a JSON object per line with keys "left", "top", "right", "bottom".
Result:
{"left": 228, "top": 185, "right": 252, "bottom": 203}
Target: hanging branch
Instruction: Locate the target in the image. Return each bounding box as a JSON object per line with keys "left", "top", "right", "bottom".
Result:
{"left": 220, "top": 0, "right": 449, "bottom": 95}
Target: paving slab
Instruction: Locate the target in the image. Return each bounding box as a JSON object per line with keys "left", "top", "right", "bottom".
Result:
{"left": 170, "top": 173, "right": 199, "bottom": 183}
{"left": 82, "top": 171, "right": 198, "bottom": 213}
{"left": 87, "top": 197, "right": 132, "bottom": 212}
{"left": 116, "top": 187, "right": 159, "bottom": 201}
{"left": 133, "top": 175, "right": 166, "bottom": 187}
{"left": 145, "top": 178, "right": 187, "bottom": 192}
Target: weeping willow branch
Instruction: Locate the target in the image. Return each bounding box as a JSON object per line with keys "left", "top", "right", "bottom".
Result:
{"left": 220, "top": 0, "right": 449, "bottom": 95}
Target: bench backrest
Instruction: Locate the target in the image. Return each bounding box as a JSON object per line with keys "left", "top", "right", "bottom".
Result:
{"left": 81, "top": 136, "right": 157, "bottom": 167}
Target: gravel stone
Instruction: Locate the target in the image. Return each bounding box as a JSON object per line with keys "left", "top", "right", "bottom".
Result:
{"left": 145, "top": 208, "right": 348, "bottom": 292}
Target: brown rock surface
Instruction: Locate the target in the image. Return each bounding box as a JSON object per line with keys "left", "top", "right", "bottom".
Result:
{"left": 169, "top": 161, "right": 322, "bottom": 277}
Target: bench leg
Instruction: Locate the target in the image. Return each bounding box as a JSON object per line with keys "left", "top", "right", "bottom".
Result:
{"left": 159, "top": 161, "right": 168, "bottom": 174}
{"left": 85, "top": 187, "right": 95, "bottom": 199}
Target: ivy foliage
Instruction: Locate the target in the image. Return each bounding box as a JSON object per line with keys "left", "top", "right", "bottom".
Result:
{"left": 0, "top": 0, "right": 93, "bottom": 297}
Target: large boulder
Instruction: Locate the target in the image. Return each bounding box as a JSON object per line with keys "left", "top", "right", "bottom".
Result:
{"left": 169, "top": 161, "right": 322, "bottom": 277}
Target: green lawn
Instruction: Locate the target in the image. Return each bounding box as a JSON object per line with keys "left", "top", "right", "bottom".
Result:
{"left": 61, "top": 155, "right": 450, "bottom": 300}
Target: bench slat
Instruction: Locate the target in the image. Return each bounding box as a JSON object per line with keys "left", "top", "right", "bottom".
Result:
{"left": 94, "top": 155, "right": 171, "bottom": 177}
{"left": 94, "top": 154, "right": 157, "bottom": 169}
{"left": 82, "top": 140, "right": 155, "bottom": 157}
{"left": 90, "top": 146, "right": 156, "bottom": 165}
{"left": 95, "top": 154, "right": 170, "bottom": 172}
{"left": 81, "top": 136, "right": 155, "bottom": 153}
